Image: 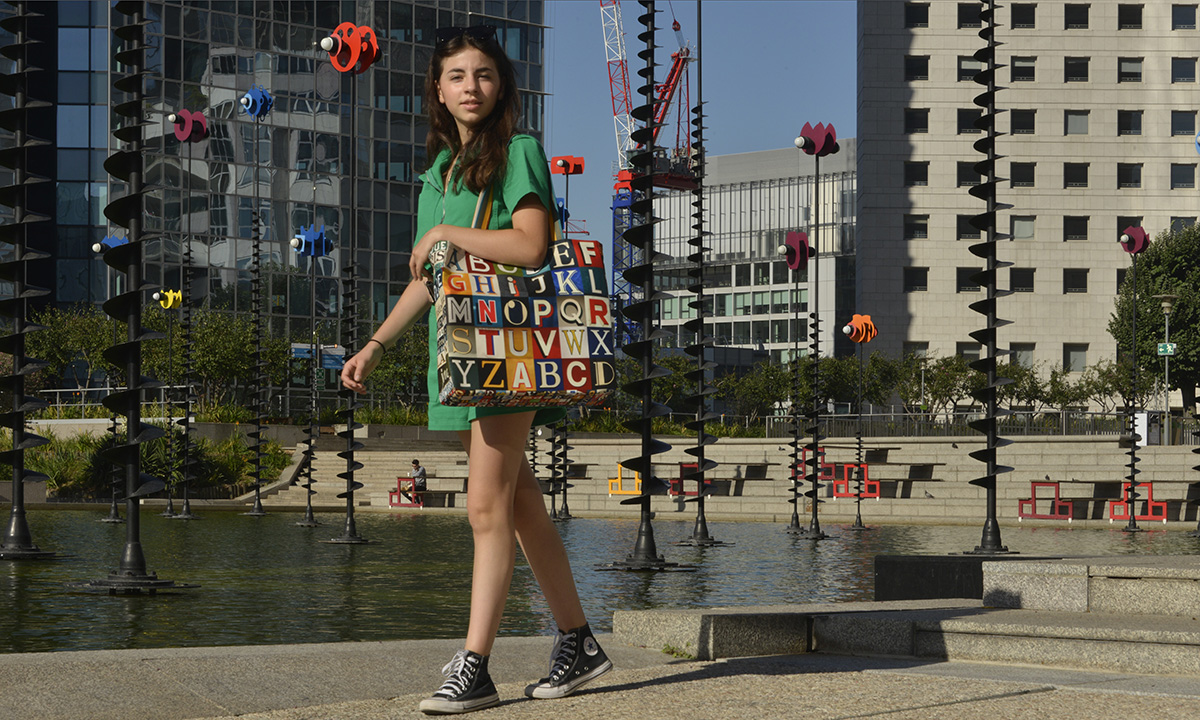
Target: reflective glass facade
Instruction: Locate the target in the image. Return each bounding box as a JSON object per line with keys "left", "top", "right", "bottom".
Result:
{"left": 20, "top": 0, "right": 546, "bottom": 344}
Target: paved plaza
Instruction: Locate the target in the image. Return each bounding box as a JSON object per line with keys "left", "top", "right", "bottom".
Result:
{"left": 3, "top": 630, "right": 1199, "bottom": 720}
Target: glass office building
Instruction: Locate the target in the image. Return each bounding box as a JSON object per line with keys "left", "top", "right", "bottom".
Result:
{"left": 13, "top": 0, "right": 546, "bottom": 346}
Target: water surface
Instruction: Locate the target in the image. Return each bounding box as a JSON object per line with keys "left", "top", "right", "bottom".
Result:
{"left": 2, "top": 510, "right": 1197, "bottom": 654}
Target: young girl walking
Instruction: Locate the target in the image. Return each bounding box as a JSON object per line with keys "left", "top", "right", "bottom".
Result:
{"left": 339, "top": 25, "right": 611, "bottom": 715}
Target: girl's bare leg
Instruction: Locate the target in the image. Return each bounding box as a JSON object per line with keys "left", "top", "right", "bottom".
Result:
{"left": 512, "top": 455, "right": 586, "bottom": 631}
{"left": 461, "top": 412, "right": 534, "bottom": 656}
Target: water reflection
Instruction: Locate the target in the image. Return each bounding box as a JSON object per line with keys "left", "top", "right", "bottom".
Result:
{"left": 2, "top": 510, "right": 1198, "bottom": 654}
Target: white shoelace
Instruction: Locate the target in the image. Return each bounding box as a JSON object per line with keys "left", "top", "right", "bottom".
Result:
{"left": 436, "top": 650, "right": 475, "bottom": 696}
{"left": 547, "top": 630, "right": 578, "bottom": 680}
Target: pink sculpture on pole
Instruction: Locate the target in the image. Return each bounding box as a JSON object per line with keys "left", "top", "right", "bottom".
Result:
{"left": 169, "top": 109, "right": 207, "bottom": 142}
{"left": 779, "top": 230, "right": 812, "bottom": 271}
{"left": 1119, "top": 226, "right": 1149, "bottom": 254}
{"left": 795, "top": 122, "right": 838, "bottom": 157}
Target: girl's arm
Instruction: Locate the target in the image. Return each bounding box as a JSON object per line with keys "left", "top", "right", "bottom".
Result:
{"left": 408, "top": 193, "right": 550, "bottom": 281}
{"left": 340, "top": 279, "right": 432, "bottom": 394}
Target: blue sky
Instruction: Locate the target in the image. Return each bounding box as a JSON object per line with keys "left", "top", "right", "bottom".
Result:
{"left": 542, "top": 0, "right": 857, "bottom": 249}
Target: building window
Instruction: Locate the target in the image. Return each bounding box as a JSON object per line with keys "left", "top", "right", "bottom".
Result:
{"left": 1117, "top": 216, "right": 1143, "bottom": 242}
{"left": 958, "top": 2, "right": 982, "bottom": 28}
{"left": 1064, "top": 216, "right": 1089, "bottom": 241}
{"left": 771, "top": 319, "right": 789, "bottom": 343}
{"left": 1117, "top": 110, "right": 1142, "bottom": 136}
{"left": 1065, "top": 4, "right": 1089, "bottom": 29}
{"left": 957, "top": 161, "right": 981, "bottom": 186}
{"left": 1011, "top": 267, "right": 1035, "bottom": 292}
{"left": 958, "top": 214, "right": 981, "bottom": 240}
{"left": 903, "top": 341, "right": 929, "bottom": 358}
{"left": 754, "top": 263, "right": 771, "bottom": 285}
{"left": 1118, "top": 4, "right": 1143, "bottom": 29}
{"left": 1011, "top": 109, "right": 1035, "bottom": 134}
{"left": 958, "top": 108, "right": 982, "bottom": 134}
{"left": 1011, "top": 56, "right": 1036, "bottom": 81}
{"left": 1063, "top": 343, "right": 1088, "bottom": 372}
{"left": 1011, "top": 343, "right": 1036, "bottom": 368}
{"left": 904, "top": 161, "right": 929, "bottom": 187}
{"left": 735, "top": 264, "right": 751, "bottom": 286}
{"left": 1172, "top": 110, "right": 1197, "bottom": 136}
{"left": 904, "top": 215, "right": 929, "bottom": 239}
{"left": 903, "top": 267, "right": 928, "bottom": 292}
{"left": 1174, "top": 57, "right": 1198, "bottom": 82}
{"left": 1116, "top": 268, "right": 1127, "bottom": 289}
{"left": 1174, "top": 4, "right": 1198, "bottom": 30}
{"left": 1172, "top": 164, "right": 1196, "bottom": 189}
{"left": 905, "top": 55, "right": 930, "bottom": 81}
{"left": 1064, "top": 57, "right": 1089, "bottom": 82}
{"left": 905, "top": 108, "right": 929, "bottom": 134}
{"left": 905, "top": 2, "right": 930, "bottom": 28}
{"left": 1011, "top": 162, "right": 1035, "bottom": 187}
{"left": 1063, "top": 269, "right": 1088, "bottom": 294}
{"left": 1064, "top": 110, "right": 1089, "bottom": 135}
{"left": 958, "top": 55, "right": 984, "bottom": 81}
{"left": 1118, "top": 57, "right": 1143, "bottom": 82}
{"left": 1171, "top": 216, "right": 1196, "bottom": 231}
{"left": 957, "top": 342, "right": 982, "bottom": 361}
{"left": 1011, "top": 215, "right": 1035, "bottom": 240}
{"left": 1011, "top": 3, "right": 1036, "bottom": 28}
{"left": 1064, "top": 163, "right": 1089, "bottom": 188}
{"left": 957, "top": 267, "right": 981, "bottom": 293}
{"left": 1117, "top": 163, "right": 1142, "bottom": 188}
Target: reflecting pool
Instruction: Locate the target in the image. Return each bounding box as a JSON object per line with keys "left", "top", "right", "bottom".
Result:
{"left": 2, "top": 509, "right": 1198, "bottom": 654}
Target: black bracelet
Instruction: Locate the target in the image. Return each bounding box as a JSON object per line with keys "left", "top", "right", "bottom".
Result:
{"left": 366, "top": 338, "right": 387, "bottom": 352}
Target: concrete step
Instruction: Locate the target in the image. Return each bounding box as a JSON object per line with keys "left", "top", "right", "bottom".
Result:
{"left": 812, "top": 606, "right": 1200, "bottom": 677}
{"left": 983, "top": 556, "right": 1200, "bottom": 617}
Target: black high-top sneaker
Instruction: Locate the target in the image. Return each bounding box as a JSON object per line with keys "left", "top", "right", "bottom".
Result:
{"left": 419, "top": 649, "right": 500, "bottom": 715}
{"left": 523, "top": 623, "right": 613, "bottom": 699}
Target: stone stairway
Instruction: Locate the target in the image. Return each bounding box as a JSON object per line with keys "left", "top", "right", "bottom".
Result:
{"left": 252, "top": 433, "right": 1200, "bottom": 527}
{"left": 814, "top": 555, "right": 1200, "bottom": 676}
{"left": 616, "top": 555, "right": 1200, "bottom": 676}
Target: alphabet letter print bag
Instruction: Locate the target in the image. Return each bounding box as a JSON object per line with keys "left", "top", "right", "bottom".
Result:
{"left": 429, "top": 187, "right": 616, "bottom": 408}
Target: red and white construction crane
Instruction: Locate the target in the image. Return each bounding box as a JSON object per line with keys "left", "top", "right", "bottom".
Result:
{"left": 599, "top": 0, "right": 695, "bottom": 190}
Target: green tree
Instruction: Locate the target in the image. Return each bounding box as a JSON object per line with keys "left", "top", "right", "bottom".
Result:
{"left": 26, "top": 304, "right": 119, "bottom": 391}
{"left": 713, "top": 360, "right": 793, "bottom": 421}
{"left": 365, "top": 323, "right": 430, "bottom": 405}
{"left": 996, "top": 360, "right": 1045, "bottom": 410}
{"left": 1109, "top": 224, "right": 1200, "bottom": 411}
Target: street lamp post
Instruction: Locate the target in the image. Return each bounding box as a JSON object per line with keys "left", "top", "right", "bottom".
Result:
{"left": 1153, "top": 294, "right": 1178, "bottom": 446}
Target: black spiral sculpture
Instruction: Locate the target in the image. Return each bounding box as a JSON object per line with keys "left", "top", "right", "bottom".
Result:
{"left": 1118, "top": 226, "right": 1149, "bottom": 533}
{"left": 793, "top": 122, "right": 838, "bottom": 541}
{"left": 291, "top": 224, "right": 325, "bottom": 528}
{"left": 100, "top": 413, "right": 124, "bottom": 523}
{"left": 602, "top": 0, "right": 684, "bottom": 571}
{"left": 171, "top": 111, "right": 206, "bottom": 521}
{"left": 552, "top": 422, "right": 574, "bottom": 521}
{"left": 964, "top": 0, "right": 1013, "bottom": 554}
{"left": 237, "top": 85, "right": 270, "bottom": 519}
{"left": 842, "top": 314, "right": 878, "bottom": 532}
{"left": 675, "top": 3, "right": 724, "bottom": 548}
{"left": 320, "top": 21, "right": 379, "bottom": 546}
{"left": 0, "top": 0, "right": 54, "bottom": 560}
{"left": 72, "top": 0, "right": 194, "bottom": 593}
{"left": 781, "top": 230, "right": 810, "bottom": 533}
{"left": 1190, "top": 403, "right": 1200, "bottom": 537}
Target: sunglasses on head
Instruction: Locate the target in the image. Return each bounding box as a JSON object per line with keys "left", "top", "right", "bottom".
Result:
{"left": 435, "top": 25, "right": 498, "bottom": 48}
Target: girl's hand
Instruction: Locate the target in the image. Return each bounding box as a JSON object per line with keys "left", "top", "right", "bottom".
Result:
{"left": 410, "top": 225, "right": 444, "bottom": 282}
{"left": 340, "top": 343, "right": 384, "bottom": 394}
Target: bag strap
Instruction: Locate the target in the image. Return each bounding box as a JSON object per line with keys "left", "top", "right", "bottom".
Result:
{"left": 471, "top": 185, "right": 495, "bottom": 229}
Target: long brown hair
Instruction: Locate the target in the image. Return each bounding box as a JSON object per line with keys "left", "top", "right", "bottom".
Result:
{"left": 424, "top": 33, "right": 521, "bottom": 194}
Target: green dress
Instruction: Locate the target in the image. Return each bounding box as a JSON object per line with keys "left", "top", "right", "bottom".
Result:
{"left": 417, "top": 134, "right": 568, "bottom": 432}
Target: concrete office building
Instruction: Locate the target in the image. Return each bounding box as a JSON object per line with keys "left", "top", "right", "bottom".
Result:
{"left": 651, "top": 144, "right": 857, "bottom": 364}
{"left": 857, "top": 1, "right": 1199, "bottom": 375}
